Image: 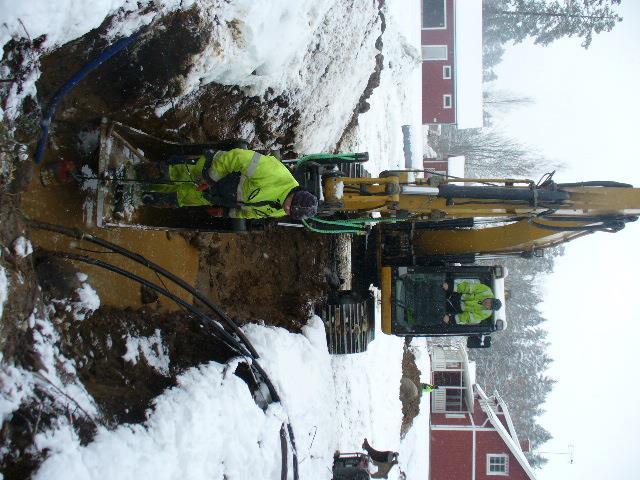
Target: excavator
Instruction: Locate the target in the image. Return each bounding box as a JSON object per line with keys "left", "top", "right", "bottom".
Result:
{"left": 90, "top": 121, "right": 640, "bottom": 352}
{"left": 292, "top": 148, "right": 639, "bottom": 351}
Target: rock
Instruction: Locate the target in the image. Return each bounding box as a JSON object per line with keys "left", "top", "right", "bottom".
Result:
{"left": 399, "top": 376, "right": 419, "bottom": 403}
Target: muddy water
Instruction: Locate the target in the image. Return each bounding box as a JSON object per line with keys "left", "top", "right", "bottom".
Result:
{"left": 22, "top": 171, "right": 199, "bottom": 311}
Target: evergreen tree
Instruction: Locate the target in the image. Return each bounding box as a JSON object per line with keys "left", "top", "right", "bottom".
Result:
{"left": 484, "top": 0, "right": 623, "bottom": 49}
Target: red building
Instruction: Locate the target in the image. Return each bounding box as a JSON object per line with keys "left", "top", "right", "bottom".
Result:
{"left": 423, "top": 155, "right": 465, "bottom": 179}
{"left": 421, "top": 0, "right": 483, "bottom": 128}
{"left": 429, "top": 345, "right": 536, "bottom": 480}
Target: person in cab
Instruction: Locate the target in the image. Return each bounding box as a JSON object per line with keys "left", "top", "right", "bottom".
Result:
{"left": 441, "top": 281, "right": 502, "bottom": 325}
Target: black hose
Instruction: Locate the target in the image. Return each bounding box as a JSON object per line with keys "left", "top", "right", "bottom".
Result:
{"left": 540, "top": 214, "right": 638, "bottom": 224}
{"left": 531, "top": 219, "right": 628, "bottom": 233}
{"left": 52, "top": 251, "right": 249, "bottom": 357}
{"left": 28, "top": 220, "right": 259, "bottom": 358}
{"left": 50, "top": 250, "right": 297, "bottom": 480}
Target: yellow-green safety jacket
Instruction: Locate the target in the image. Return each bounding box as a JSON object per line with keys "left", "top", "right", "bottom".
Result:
{"left": 454, "top": 281, "right": 495, "bottom": 325}
{"left": 154, "top": 149, "right": 300, "bottom": 219}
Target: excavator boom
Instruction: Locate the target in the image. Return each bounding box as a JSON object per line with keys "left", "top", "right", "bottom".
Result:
{"left": 324, "top": 173, "right": 640, "bottom": 256}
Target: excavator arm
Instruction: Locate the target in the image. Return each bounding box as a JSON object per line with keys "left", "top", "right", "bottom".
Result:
{"left": 323, "top": 172, "right": 640, "bottom": 256}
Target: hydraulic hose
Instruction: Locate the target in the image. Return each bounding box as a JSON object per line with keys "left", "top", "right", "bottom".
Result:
{"left": 557, "top": 181, "right": 634, "bottom": 188}
{"left": 302, "top": 215, "right": 403, "bottom": 234}
{"left": 295, "top": 152, "right": 367, "bottom": 168}
{"left": 35, "top": 29, "right": 145, "bottom": 165}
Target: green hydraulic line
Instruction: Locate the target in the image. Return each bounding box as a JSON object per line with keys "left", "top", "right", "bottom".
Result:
{"left": 302, "top": 215, "right": 404, "bottom": 234}
{"left": 302, "top": 219, "right": 364, "bottom": 234}
{"left": 295, "top": 152, "right": 361, "bottom": 168}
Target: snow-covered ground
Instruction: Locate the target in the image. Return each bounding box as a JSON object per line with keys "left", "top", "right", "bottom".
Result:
{"left": 30, "top": 314, "right": 430, "bottom": 480}
{"left": 1, "top": 1, "right": 431, "bottom": 478}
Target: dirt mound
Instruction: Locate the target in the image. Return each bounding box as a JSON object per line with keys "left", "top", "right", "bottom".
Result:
{"left": 31, "top": 6, "right": 300, "bottom": 159}
{"left": 400, "top": 339, "right": 422, "bottom": 437}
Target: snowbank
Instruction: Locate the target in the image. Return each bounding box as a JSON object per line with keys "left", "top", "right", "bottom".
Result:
{"left": 32, "top": 317, "right": 336, "bottom": 479}
{"left": 29, "top": 311, "right": 427, "bottom": 480}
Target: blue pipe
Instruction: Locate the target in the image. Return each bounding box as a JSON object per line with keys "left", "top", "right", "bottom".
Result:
{"left": 34, "top": 29, "right": 145, "bottom": 165}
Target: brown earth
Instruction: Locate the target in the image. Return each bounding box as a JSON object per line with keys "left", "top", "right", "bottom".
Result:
{"left": 34, "top": 7, "right": 301, "bottom": 157}
{"left": 195, "top": 229, "right": 333, "bottom": 330}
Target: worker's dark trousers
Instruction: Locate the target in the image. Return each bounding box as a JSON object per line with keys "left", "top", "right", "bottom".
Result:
{"left": 445, "top": 292, "right": 463, "bottom": 315}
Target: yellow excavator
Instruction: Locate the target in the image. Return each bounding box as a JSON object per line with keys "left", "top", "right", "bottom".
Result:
{"left": 309, "top": 164, "right": 640, "bottom": 352}
{"left": 91, "top": 123, "right": 640, "bottom": 352}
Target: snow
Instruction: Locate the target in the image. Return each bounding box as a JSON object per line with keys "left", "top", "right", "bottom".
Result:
{"left": 29, "top": 309, "right": 431, "bottom": 480}
{"left": 30, "top": 308, "right": 98, "bottom": 415}
{"left": 0, "top": 306, "right": 98, "bottom": 427}
{"left": 0, "top": 356, "right": 34, "bottom": 423}
{"left": 447, "top": 155, "right": 466, "bottom": 178}
{"left": 61, "top": 279, "right": 100, "bottom": 321}
{"left": 333, "top": 3, "right": 423, "bottom": 175}
{"left": 80, "top": 165, "right": 98, "bottom": 192}
{"left": 122, "top": 329, "right": 171, "bottom": 375}
{"left": 0, "top": 266, "right": 7, "bottom": 321}
{"left": 12, "top": 236, "right": 33, "bottom": 258}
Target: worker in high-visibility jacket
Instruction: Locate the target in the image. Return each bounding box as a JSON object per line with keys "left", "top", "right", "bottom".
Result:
{"left": 140, "top": 149, "right": 318, "bottom": 220}
{"left": 441, "top": 281, "right": 502, "bottom": 325}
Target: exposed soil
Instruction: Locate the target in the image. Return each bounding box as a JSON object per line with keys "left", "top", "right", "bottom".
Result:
{"left": 64, "top": 305, "right": 240, "bottom": 425}
{"left": 0, "top": 153, "right": 39, "bottom": 364}
{"left": 195, "top": 228, "right": 333, "bottom": 330}
{"left": 34, "top": 7, "right": 301, "bottom": 157}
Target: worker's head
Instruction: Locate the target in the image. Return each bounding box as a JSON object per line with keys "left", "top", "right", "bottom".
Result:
{"left": 482, "top": 298, "right": 502, "bottom": 311}
{"left": 284, "top": 189, "right": 318, "bottom": 220}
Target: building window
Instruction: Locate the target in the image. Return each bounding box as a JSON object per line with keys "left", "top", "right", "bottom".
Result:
{"left": 422, "top": 45, "right": 448, "bottom": 61}
{"left": 422, "top": 0, "right": 446, "bottom": 29}
{"left": 443, "top": 65, "right": 451, "bottom": 79}
{"left": 444, "top": 387, "right": 466, "bottom": 411}
{"left": 487, "top": 454, "right": 509, "bottom": 475}
{"left": 434, "top": 370, "right": 461, "bottom": 386}
{"left": 443, "top": 95, "right": 452, "bottom": 109}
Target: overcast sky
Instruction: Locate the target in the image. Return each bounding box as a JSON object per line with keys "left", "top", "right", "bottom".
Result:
{"left": 491, "top": 3, "right": 640, "bottom": 479}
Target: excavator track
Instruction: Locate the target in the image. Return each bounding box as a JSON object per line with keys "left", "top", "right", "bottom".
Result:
{"left": 316, "top": 294, "right": 375, "bottom": 354}
{"left": 315, "top": 161, "right": 375, "bottom": 354}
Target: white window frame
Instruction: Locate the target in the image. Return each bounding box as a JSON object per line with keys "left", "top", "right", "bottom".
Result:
{"left": 443, "top": 65, "right": 452, "bottom": 79}
{"left": 422, "top": 45, "right": 448, "bottom": 61}
{"left": 445, "top": 413, "right": 466, "bottom": 419}
{"left": 486, "top": 454, "right": 509, "bottom": 476}
{"left": 422, "top": 0, "right": 447, "bottom": 30}
{"left": 443, "top": 94, "right": 452, "bottom": 109}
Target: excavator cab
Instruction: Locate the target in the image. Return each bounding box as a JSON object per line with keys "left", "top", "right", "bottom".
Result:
{"left": 381, "top": 264, "right": 506, "bottom": 348}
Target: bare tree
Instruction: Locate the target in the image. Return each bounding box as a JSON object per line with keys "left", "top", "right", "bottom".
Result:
{"left": 483, "top": 89, "right": 535, "bottom": 127}
{"left": 428, "top": 126, "right": 556, "bottom": 178}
